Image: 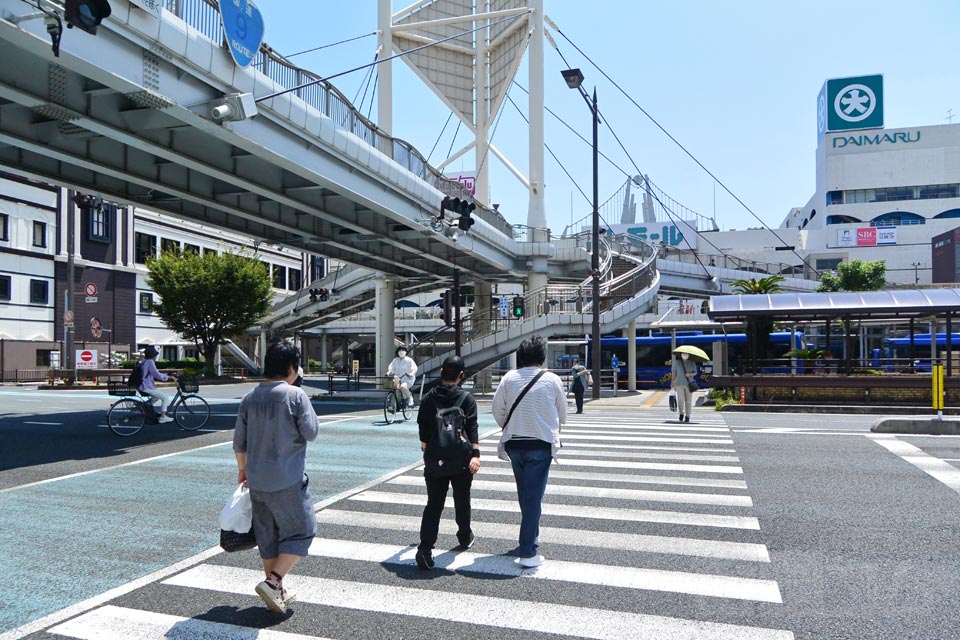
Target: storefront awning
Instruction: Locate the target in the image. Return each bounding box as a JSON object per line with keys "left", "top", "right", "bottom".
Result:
{"left": 708, "top": 288, "right": 960, "bottom": 321}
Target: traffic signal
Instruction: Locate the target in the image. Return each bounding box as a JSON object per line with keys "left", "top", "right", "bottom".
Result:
{"left": 440, "top": 196, "right": 476, "bottom": 232}
{"left": 513, "top": 296, "right": 525, "bottom": 318}
{"left": 442, "top": 289, "right": 453, "bottom": 325}
{"left": 309, "top": 288, "right": 329, "bottom": 302}
{"left": 64, "top": 0, "right": 112, "bottom": 35}
{"left": 73, "top": 192, "right": 101, "bottom": 210}
{"left": 319, "top": 288, "right": 329, "bottom": 301}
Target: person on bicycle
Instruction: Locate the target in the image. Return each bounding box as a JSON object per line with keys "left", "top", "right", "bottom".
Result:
{"left": 387, "top": 346, "right": 417, "bottom": 408}
{"left": 139, "top": 345, "right": 174, "bottom": 423}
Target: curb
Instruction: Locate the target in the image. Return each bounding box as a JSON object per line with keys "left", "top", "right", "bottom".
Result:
{"left": 871, "top": 417, "right": 960, "bottom": 434}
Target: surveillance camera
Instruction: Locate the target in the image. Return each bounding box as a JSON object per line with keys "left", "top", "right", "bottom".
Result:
{"left": 211, "top": 104, "right": 234, "bottom": 121}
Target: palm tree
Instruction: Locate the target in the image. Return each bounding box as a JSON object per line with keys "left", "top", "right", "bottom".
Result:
{"left": 730, "top": 275, "right": 785, "bottom": 373}
{"left": 731, "top": 275, "right": 785, "bottom": 295}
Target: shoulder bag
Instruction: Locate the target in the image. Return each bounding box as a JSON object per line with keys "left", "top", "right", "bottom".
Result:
{"left": 502, "top": 370, "right": 546, "bottom": 429}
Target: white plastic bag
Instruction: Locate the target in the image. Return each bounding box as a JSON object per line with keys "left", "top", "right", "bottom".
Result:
{"left": 219, "top": 484, "right": 252, "bottom": 533}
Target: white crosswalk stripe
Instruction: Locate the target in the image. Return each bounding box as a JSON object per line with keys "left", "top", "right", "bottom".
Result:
{"left": 44, "top": 408, "right": 794, "bottom": 640}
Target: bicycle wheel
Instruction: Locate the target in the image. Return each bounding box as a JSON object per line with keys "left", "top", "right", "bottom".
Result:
{"left": 108, "top": 399, "right": 146, "bottom": 436}
{"left": 174, "top": 395, "right": 210, "bottom": 431}
{"left": 401, "top": 394, "right": 412, "bottom": 420}
{"left": 383, "top": 392, "right": 397, "bottom": 424}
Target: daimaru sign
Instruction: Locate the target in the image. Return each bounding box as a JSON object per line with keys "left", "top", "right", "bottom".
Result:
{"left": 832, "top": 131, "right": 921, "bottom": 148}
{"left": 818, "top": 74, "right": 884, "bottom": 140}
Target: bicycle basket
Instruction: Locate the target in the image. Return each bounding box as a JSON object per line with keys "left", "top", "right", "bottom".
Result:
{"left": 178, "top": 376, "right": 200, "bottom": 394}
{"left": 108, "top": 381, "right": 137, "bottom": 397}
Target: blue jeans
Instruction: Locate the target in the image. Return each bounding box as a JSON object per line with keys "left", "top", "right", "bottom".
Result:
{"left": 506, "top": 446, "right": 552, "bottom": 558}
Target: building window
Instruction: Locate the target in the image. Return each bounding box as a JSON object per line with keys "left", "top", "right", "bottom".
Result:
{"left": 826, "top": 191, "right": 842, "bottom": 205}
{"left": 162, "top": 346, "right": 178, "bottom": 361}
{"left": 135, "top": 232, "right": 156, "bottom": 264}
{"left": 0, "top": 213, "right": 8, "bottom": 241}
{"left": 36, "top": 350, "right": 52, "bottom": 367}
{"left": 288, "top": 268, "right": 301, "bottom": 291}
{"left": 139, "top": 292, "right": 154, "bottom": 312}
{"left": 30, "top": 279, "right": 49, "bottom": 304}
{"left": 161, "top": 238, "right": 180, "bottom": 254}
{"left": 88, "top": 205, "right": 112, "bottom": 242}
{"left": 183, "top": 243, "right": 200, "bottom": 255}
{"left": 272, "top": 265, "right": 287, "bottom": 289}
{"left": 0, "top": 275, "right": 10, "bottom": 301}
{"left": 310, "top": 256, "right": 325, "bottom": 282}
{"left": 817, "top": 258, "right": 843, "bottom": 271}
{"left": 33, "top": 221, "right": 46, "bottom": 248}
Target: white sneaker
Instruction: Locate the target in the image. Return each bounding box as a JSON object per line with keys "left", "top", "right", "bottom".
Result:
{"left": 517, "top": 554, "right": 544, "bottom": 568}
{"left": 407, "top": 398, "right": 414, "bottom": 408}
{"left": 255, "top": 581, "right": 287, "bottom": 614}
{"left": 158, "top": 416, "right": 173, "bottom": 423}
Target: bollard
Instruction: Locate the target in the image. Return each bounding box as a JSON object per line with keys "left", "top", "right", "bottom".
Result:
{"left": 740, "top": 386, "right": 746, "bottom": 405}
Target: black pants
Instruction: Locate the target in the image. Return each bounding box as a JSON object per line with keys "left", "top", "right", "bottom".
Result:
{"left": 419, "top": 470, "right": 473, "bottom": 552}
{"left": 573, "top": 386, "right": 584, "bottom": 413}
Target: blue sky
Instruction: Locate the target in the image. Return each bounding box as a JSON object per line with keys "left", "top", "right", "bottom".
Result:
{"left": 251, "top": 1, "right": 960, "bottom": 234}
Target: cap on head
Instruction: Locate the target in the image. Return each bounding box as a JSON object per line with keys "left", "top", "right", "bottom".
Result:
{"left": 440, "top": 355, "right": 465, "bottom": 381}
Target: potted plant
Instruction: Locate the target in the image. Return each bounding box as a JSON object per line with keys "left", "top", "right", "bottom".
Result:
{"left": 785, "top": 347, "right": 825, "bottom": 373}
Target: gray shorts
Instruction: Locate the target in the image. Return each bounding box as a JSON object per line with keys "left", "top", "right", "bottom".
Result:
{"left": 249, "top": 476, "right": 316, "bottom": 559}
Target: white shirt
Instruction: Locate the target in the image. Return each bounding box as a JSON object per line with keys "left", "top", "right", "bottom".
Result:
{"left": 387, "top": 356, "right": 417, "bottom": 382}
{"left": 492, "top": 366, "right": 567, "bottom": 461}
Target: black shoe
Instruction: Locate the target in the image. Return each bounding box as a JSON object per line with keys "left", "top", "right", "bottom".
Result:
{"left": 684, "top": 416, "right": 690, "bottom": 423}
{"left": 415, "top": 548, "right": 434, "bottom": 570}
{"left": 678, "top": 414, "right": 684, "bottom": 422}
{"left": 457, "top": 531, "right": 476, "bottom": 551}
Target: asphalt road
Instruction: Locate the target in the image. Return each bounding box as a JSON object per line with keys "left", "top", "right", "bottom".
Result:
{"left": 2, "top": 389, "right": 960, "bottom": 640}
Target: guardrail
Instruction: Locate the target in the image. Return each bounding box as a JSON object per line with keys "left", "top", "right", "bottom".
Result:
{"left": 161, "top": 0, "right": 514, "bottom": 238}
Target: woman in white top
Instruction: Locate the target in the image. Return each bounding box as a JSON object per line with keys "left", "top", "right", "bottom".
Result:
{"left": 386, "top": 346, "right": 418, "bottom": 407}
{"left": 492, "top": 335, "right": 567, "bottom": 568}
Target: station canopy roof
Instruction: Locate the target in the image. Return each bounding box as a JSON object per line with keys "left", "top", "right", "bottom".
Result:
{"left": 708, "top": 288, "right": 960, "bottom": 321}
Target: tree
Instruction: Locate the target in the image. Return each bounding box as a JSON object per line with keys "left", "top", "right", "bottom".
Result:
{"left": 731, "top": 275, "right": 785, "bottom": 372}
{"left": 816, "top": 259, "right": 886, "bottom": 292}
{"left": 731, "top": 275, "right": 785, "bottom": 295}
{"left": 146, "top": 249, "right": 272, "bottom": 375}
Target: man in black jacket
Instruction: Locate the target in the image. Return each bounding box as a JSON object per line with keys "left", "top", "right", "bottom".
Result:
{"left": 415, "top": 355, "right": 480, "bottom": 570}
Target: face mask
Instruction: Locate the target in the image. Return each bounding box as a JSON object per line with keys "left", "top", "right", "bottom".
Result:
{"left": 398, "top": 351, "right": 406, "bottom": 358}
{"left": 681, "top": 354, "right": 689, "bottom": 361}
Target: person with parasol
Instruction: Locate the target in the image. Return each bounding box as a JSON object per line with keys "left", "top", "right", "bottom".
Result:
{"left": 671, "top": 345, "right": 708, "bottom": 423}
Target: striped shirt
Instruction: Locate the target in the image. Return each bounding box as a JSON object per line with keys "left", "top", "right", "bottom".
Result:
{"left": 492, "top": 366, "right": 567, "bottom": 460}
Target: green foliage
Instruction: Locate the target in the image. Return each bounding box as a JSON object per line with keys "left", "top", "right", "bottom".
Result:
{"left": 785, "top": 347, "right": 825, "bottom": 360}
{"left": 816, "top": 259, "right": 886, "bottom": 292}
{"left": 731, "top": 275, "right": 785, "bottom": 295}
{"left": 851, "top": 368, "right": 883, "bottom": 376}
{"left": 708, "top": 387, "right": 738, "bottom": 411}
{"left": 146, "top": 250, "right": 272, "bottom": 374}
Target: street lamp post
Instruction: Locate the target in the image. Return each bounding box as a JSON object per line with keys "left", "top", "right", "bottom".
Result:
{"left": 562, "top": 68, "right": 602, "bottom": 400}
{"left": 912, "top": 262, "right": 921, "bottom": 285}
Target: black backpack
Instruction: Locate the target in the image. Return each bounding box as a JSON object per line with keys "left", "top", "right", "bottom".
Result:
{"left": 424, "top": 391, "right": 473, "bottom": 478}
{"left": 127, "top": 362, "right": 144, "bottom": 388}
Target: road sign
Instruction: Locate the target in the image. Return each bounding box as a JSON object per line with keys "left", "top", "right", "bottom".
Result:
{"left": 76, "top": 350, "right": 98, "bottom": 370}
{"left": 63, "top": 309, "right": 74, "bottom": 323}
{"left": 611, "top": 355, "right": 619, "bottom": 370}
{"left": 84, "top": 282, "right": 98, "bottom": 297}
{"left": 352, "top": 359, "right": 360, "bottom": 376}
{"left": 499, "top": 297, "right": 509, "bottom": 318}
{"left": 85, "top": 297, "right": 98, "bottom": 304}
{"left": 219, "top": 0, "right": 265, "bottom": 69}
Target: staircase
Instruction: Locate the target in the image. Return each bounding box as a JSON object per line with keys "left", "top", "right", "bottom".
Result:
{"left": 412, "top": 234, "right": 660, "bottom": 384}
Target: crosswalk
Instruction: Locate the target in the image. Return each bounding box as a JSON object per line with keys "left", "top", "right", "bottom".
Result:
{"left": 43, "top": 409, "right": 794, "bottom": 640}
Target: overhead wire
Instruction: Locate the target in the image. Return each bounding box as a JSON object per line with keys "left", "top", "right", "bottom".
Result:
{"left": 281, "top": 32, "right": 378, "bottom": 59}
{"left": 426, "top": 113, "right": 454, "bottom": 164}
{"left": 550, "top": 24, "right": 818, "bottom": 276}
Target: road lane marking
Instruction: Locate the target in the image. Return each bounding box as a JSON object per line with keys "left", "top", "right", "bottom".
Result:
{"left": 478, "top": 466, "right": 749, "bottom": 489}
{"left": 47, "top": 605, "right": 332, "bottom": 640}
{"left": 478, "top": 456, "right": 743, "bottom": 474}
{"left": 869, "top": 435, "right": 960, "bottom": 495}
{"left": 163, "top": 565, "right": 793, "bottom": 639}
{"left": 316, "top": 510, "right": 770, "bottom": 562}
{"left": 477, "top": 446, "right": 739, "bottom": 462}
{"left": 389, "top": 475, "right": 752, "bottom": 507}
{"left": 351, "top": 490, "right": 760, "bottom": 529}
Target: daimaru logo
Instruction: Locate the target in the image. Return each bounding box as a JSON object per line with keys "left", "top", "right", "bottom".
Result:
{"left": 832, "top": 131, "right": 920, "bottom": 148}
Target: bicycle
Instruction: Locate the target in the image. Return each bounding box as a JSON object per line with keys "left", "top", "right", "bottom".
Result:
{"left": 106, "top": 375, "right": 211, "bottom": 436}
{"left": 383, "top": 376, "right": 413, "bottom": 424}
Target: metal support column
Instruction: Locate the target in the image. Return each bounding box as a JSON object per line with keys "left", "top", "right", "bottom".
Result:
{"left": 375, "top": 275, "right": 396, "bottom": 380}
{"left": 377, "top": 0, "right": 393, "bottom": 135}
{"left": 626, "top": 320, "right": 636, "bottom": 392}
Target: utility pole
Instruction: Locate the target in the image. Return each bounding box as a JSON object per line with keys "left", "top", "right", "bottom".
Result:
{"left": 66, "top": 193, "right": 76, "bottom": 383}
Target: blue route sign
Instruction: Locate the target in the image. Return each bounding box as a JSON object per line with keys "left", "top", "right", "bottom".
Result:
{"left": 219, "top": 0, "right": 265, "bottom": 69}
{"left": 611, "top": 355, "right": 619, "bottom": 370}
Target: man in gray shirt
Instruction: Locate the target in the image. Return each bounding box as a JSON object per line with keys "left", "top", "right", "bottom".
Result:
{"left": 234, "top": 341, "right": 319, "bottom": 614}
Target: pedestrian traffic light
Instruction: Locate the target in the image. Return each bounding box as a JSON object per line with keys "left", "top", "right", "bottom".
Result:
{"left": 442, "top": 289, "right": 453, "bottom": 325}
{"left": 309, "top": 288, "right": 320, "bottom": 302}
{"left": 64, "top": 0, "right": 112, "bottom": 35}
{"left": 319, "top": 288, "right": 329, "bottom": 301}
{"left": 513, "top": 296, "right": 525, "bottom": 318}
